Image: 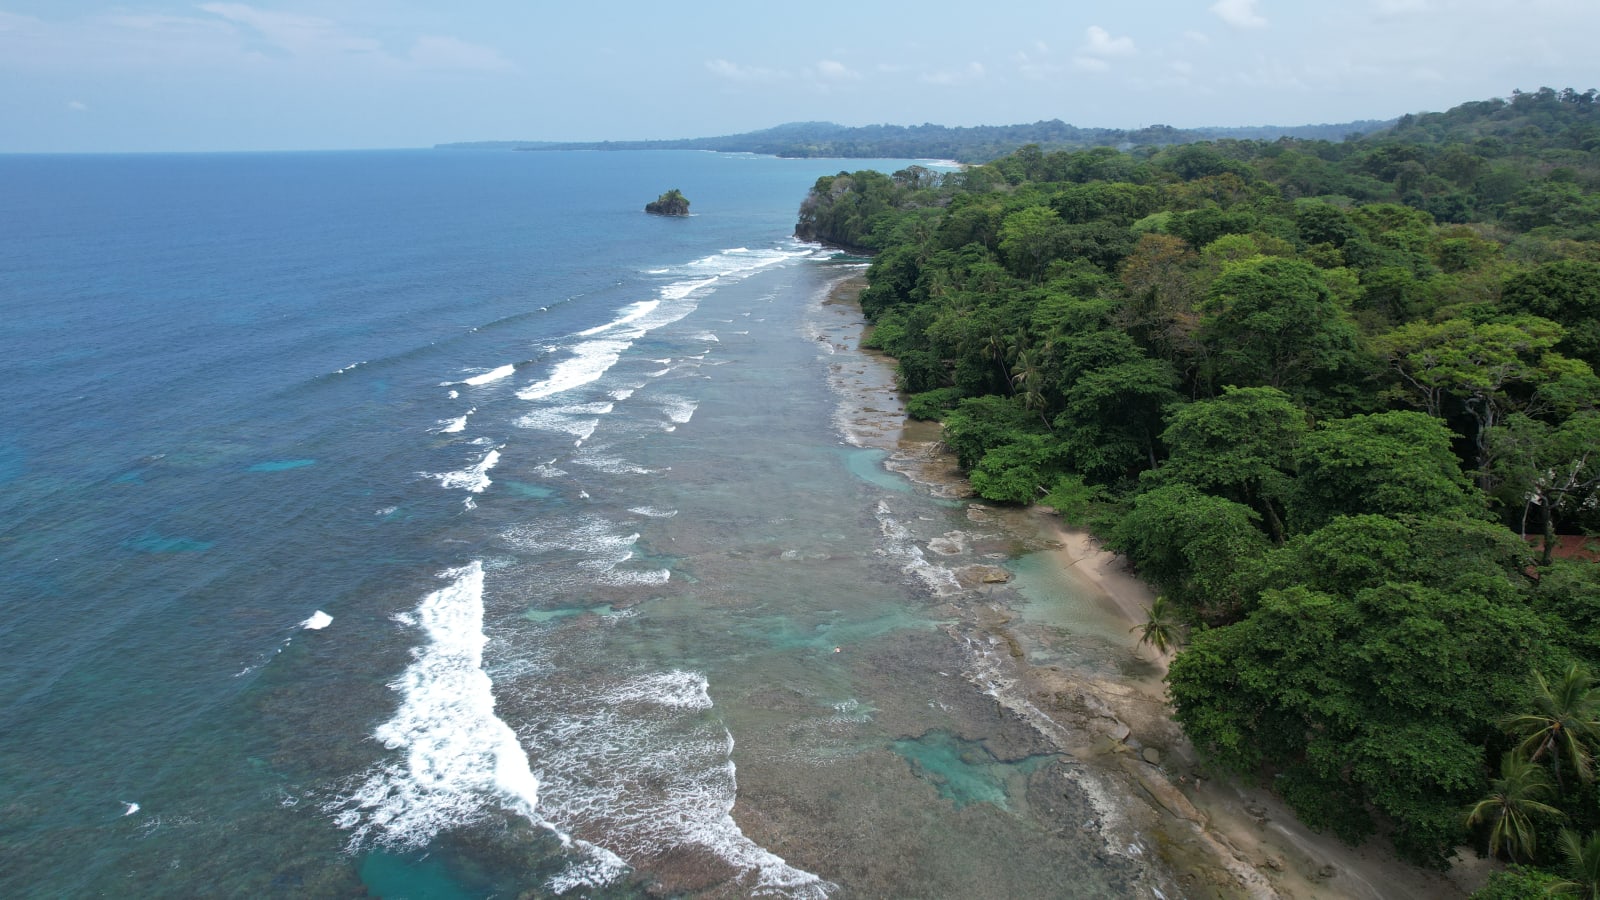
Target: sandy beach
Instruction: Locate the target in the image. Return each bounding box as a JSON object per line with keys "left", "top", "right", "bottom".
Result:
{"left": 819, "top": 272, "right": 1492, "bottom": 899}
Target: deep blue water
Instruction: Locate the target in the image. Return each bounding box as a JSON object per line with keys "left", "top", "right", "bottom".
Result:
{"left": 0, "top": 149, "right": 1158, "bottom": 898}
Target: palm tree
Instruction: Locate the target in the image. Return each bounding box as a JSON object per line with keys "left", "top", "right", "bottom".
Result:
{"left": 1009, "top": 347, "right": 1053, "bottom": 428}
{"left": 1131, "top": 595, "right": 1181, "bottom": 655}
{"left": 1503, "top": 663, "right": 1600, "bottom": 789}
{"left": 1464, "top": 751, "right": 1563, "bottom": 861}
{"left": 1550, "top": 829, "right": 1600, "bottom": 899}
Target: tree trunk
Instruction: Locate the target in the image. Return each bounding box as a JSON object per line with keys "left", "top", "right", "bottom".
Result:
{"left": 1542, "top": 503, "right": 1558, "bottom": 567}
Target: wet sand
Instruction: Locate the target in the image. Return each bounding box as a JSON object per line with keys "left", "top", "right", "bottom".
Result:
{"left": 815, "top": 273, "right": 1490, "bottom": 899}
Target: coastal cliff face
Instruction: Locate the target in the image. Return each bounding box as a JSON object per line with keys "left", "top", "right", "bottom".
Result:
{"left": 645, "top": 189, "right": 690, "bottom": 216}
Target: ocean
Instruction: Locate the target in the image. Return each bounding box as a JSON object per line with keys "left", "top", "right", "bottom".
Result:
{"left": 0, "top": 149, "right": 1166, "bottom": 898}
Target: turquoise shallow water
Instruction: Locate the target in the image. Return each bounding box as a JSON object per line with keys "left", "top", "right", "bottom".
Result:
{"left": 0, "top": 149, "right": 1163, "bottom": 898}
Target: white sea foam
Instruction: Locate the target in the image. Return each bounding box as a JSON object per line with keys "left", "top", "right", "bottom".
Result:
{"left": 600, "top": 670, "right": 714, "bottom": 709}
{"left": 121, "top": 801, "right": 140, "bottom": 817}
{"left": 672, "top": 246, "right": 811, "bottom": 281}
{"left": 503, "top": 517, "right": 637, "bottom": 558}
{"left": 427, "top": 447, "right": 500, "bottom": 493}
{"left": 546, "top": 848, "right": 630, "bottom": 895}
{"left": 628, "top": 506, "right": 678, "bottom": 518}
{"left": 874, "top": 500, "right": 962, "bottom": 597}
{"left": 609, "top": 387, "right": 636, "bottom": 401}
{"left": 443, "top": 364, "right": 515, "bottom": 387}
{"left": 573, "top": 455, "right": 657, "bottom": 476}
{"left": 517, "top": 339, "right": 633, "bottom": 402}
{"left": 434, "top": 408, "right": 475, "bottom": 434}
{"left": 657, "top": 395, "right": 699, "bottom": 425}
{"left": 526, "top": 669, "right": 835, "bottom": 898}
{"left": 601, "top": 568, "right": 671, "bottom": 587}
{"left": 577, "top": 299, "right": 660, "bottom": 336}
{"left": 660, "top": 275, "right": 719, "bottom": 301}
{"left": 516, "top": 402, "right": 613, "bottom": 444}
{"left": 448, "top": 390, "right": 460, "bottom": 400}
{"left": 501, "top": 516, "right": 672, "bottom": 587}
{"left": 302, "top": 610, "right": 333, "bottom": 630}
{"left": 538, "top": 276, "right": 710, "bottom": 416}
{"left": 330, "top": 563, "right": 543, "bottom": 847}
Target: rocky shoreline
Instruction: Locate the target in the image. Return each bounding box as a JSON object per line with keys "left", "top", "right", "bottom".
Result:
{"left": 811, "top": 271, "right": 1485, "bottom": 899}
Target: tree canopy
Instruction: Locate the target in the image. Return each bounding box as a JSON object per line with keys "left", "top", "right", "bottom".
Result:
{"left": 645, "top": 188, "right": 690, "bottom": 216}
{"left": 798, "top": 88, "right": 1600, "bottom": 871}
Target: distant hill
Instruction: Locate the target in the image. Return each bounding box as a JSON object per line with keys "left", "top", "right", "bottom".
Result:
{"left": 1380, "top": 86, "right": 1600, "bottom": 150}
{"left": 434, "top": 118, "right": 1393, "bottom": 163}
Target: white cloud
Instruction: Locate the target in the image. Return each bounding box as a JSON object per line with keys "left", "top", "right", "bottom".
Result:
{"left": 1375, "top": 0, "right": 1430, "bottom": 14}
{"left": 1073, "top": 56, "right": 1110, "bottom": 73}
{"left": 813, "top": 59, "right": 859, "bottom": 81}
{"left": 1217, "top": 60, "right": 1308, "bottom": 91}
{"left": 1210, "top": 0, "right": 1268, "bottom": 28}
{"left": 920, "top": 62, "right": 985, "bottom": 86}
{"left": 67, "top": 99, "right": 88, "bottom": 111}
{"left": 1014, "top": 43, "right": 1061, "bottom": 79}
{"left": 1184, "top": 30, "right": 1211, "bottom": 43}
{"left": 0, "top": 10, "right": 240, "bottom": 71}
{"left": 197, "top": 3, "right": 380, "bottom": 57}
{"left": 1082, "top": 25, "right": 1136, "bottom": 58}
{"left": 409, "top": 35, "right": 516, "bottom": 73}
{"left": 705, "top": 58, "right": 781, "bottom": 82}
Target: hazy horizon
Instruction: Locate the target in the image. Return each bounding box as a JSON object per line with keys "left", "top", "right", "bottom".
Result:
{"left": 4, "top": 0, "right": 1596, "bottom": 153}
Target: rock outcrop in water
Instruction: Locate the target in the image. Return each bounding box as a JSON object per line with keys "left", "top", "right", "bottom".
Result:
{"left": 645, "top": 189, "right": 690, "bottom": 216}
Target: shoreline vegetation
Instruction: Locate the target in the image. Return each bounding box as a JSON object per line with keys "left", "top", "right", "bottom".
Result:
{"left": 803, "top": 88, "right": 1600, "bottom": 897}
{"left": 824, "top": 274, "right": 1480, "bottom": 898}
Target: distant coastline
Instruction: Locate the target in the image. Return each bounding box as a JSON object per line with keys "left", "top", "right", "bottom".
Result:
{"left": 434, "top": 116, "right": 1392, "bottom": 164}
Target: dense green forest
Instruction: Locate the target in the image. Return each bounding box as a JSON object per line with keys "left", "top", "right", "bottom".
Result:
{"left": 437, "top": 117, "right": 1391, "bottom": 162}
{"left": 796, "top": 88, "right": 1600, "bottom": 892}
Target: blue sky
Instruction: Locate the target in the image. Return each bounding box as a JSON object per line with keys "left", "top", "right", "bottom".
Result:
{"left": 3, "top": 0, "right": 1597, "bottom": 152}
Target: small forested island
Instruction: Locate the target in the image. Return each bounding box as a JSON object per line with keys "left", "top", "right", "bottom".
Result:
{"left": 798, "top": 87, "right": 1600, "bottom": 895}
{"left": 645, "top": 189, "right": 690, "bottom": 216}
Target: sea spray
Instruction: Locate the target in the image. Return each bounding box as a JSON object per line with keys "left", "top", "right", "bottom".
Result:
{"left": 526, "top": 670, "right": 835, "bottom": 898}
{"left": 426, "top": 447, "right": 500, "bottom": 493}
{"left": 331, "top": 562, "right": 542, "bottom": 847}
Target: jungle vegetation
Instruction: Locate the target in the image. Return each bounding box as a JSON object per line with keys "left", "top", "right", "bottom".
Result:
{"left": 645, "top": 188, "right": 690, "bottom": 216}
{"left": 794, "top": 89, "right": 1600, "bottom": 884}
